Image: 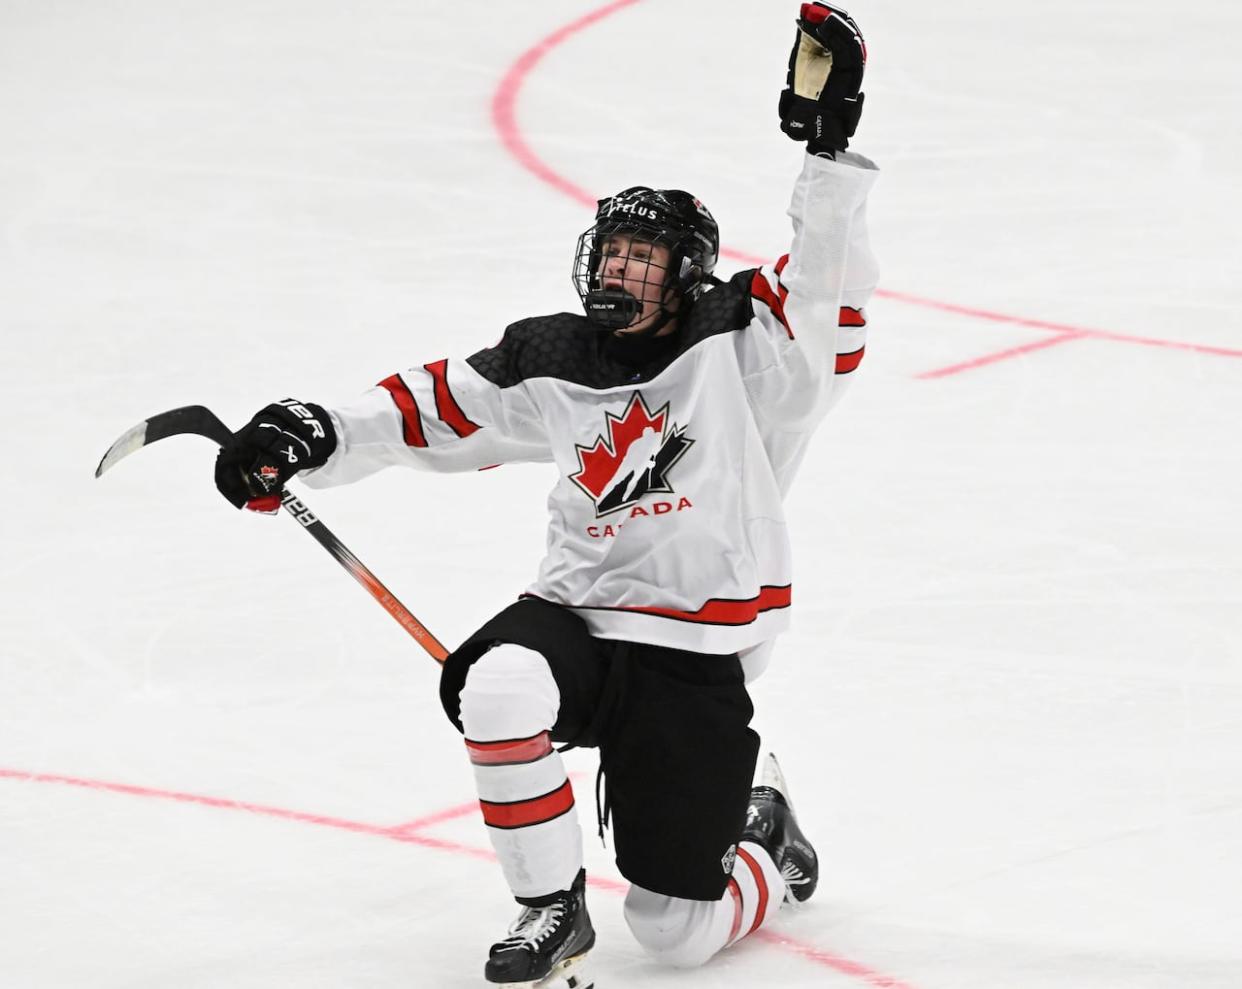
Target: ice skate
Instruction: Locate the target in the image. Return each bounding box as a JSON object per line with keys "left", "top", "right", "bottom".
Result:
{"left": 742, "top": 753, "right": 819, "bottom": 904}
{"left": 485, "top": 869, "right": 595, "bottom": 988}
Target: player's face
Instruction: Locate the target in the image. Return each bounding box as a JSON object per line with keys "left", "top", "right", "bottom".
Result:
{"left": 598, "top": 234, "right": 677, "bottom": 335}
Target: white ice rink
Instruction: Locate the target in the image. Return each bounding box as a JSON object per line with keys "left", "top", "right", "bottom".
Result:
{"left": 3, "top": 1, "right": 1241, "bottom": 986}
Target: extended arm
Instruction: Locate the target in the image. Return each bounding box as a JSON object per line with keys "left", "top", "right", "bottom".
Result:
{"left": 303, "top": 351, "right": 550, "bottom": 488}
{"left": 214, "top": 332, "right": 552, "bottom": 509}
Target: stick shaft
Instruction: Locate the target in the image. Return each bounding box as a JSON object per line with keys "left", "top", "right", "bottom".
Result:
{"left": 97, "top": 405, "right": 449, "bottom": 664}
{"left": 278, "top": 490, "right": 449, "bottom": 663}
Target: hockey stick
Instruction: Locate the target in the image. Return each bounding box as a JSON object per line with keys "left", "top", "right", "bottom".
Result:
{"left": 95, "top": 405, "right": 450, "bottom": 664}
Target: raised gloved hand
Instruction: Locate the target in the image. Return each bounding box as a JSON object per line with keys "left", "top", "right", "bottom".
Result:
{"left": 778, "top": 3, "right": 867, "bottom": 156}
{"left": 214, "top": 399, "right": 337, "bottom": 511}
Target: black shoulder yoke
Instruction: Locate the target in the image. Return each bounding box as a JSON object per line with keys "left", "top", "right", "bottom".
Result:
{"left": 466, "top": 268, "right": 757, "bottom": 390}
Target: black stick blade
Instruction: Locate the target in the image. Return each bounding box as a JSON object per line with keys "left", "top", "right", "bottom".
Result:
{"left": 95, "top": 405, "right": 233, "bottom": 478}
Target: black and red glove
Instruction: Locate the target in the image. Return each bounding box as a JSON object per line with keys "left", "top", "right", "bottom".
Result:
{"left": 778, "top": 3, "right": 867, "bottom": 156}
{"left": 214, "top": 399, "right": 336, "bottom": 511}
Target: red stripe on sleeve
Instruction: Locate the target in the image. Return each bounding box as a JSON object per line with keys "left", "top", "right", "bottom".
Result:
{"left": 479, "top": 780, "right": 575, "bottom": 830}
{"left": 424, "top": 359, "right": 481, "bottom": 438}
{"left": 839, "top": 306, "right": 866, "bottom": 327}
{"left": 466, "top": 732, "right": 553, "bottom": 767}
{"left": 751, "top": 271, "right": 792, "bottom": 339}
{"left": 736, "top": 846, "right": 770, "bottom": 938}
{"left": 774, "top": 255, "right": 791, "bottom": 305}
{"left": 377, "top": 373, "right": 427, "bottom": 448}
{"left": 835, "top": 347, "right": 865, "bottom": 374}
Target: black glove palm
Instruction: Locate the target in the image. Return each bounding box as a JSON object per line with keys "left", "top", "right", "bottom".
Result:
{"left": 214, "top": 400, "right": 337, "bottom": 510}
{"left": 779, "top": 3, "right": 867, "bottom": 156}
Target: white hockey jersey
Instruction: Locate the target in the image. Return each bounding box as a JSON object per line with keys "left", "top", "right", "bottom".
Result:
{"left": 302, "top": 152, "right": 880, "bottom": 654}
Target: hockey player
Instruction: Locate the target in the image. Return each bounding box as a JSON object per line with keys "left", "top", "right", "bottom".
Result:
{"left": 214, "top": 4, "right": 877, "bottom": 985}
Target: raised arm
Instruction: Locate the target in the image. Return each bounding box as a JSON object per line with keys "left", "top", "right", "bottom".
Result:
{"left": 736, "top": 3, "right": 880, "bottom": 427}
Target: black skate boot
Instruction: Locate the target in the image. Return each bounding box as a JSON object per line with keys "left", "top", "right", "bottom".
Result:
{"left": 485, "top": 868, "right": 595, "bottom": 988}
{"left": 741, "top": 753, "right": 819, "bottom": 904}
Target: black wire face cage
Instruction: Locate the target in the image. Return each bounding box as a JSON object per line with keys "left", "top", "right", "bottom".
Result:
{"left": 572, "top": 221, "right": 684, "bottom": 331}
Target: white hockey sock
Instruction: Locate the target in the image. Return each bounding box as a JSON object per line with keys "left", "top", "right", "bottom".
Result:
{"left": 459, "top": 644, "right": 583, "bottom": 900}
{"left": 623, "top": 840, "right": 784, "bottom": 968}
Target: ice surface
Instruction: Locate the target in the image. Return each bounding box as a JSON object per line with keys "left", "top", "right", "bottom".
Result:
{"left": 2, "top": 1, "right": 1240, "bottom": 987}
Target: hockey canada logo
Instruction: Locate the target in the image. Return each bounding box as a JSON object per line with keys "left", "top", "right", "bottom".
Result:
{"left": 569, "top": 392, "right": 693, "bottom": 518}
{"left": 256, "top": 464, "right": 281, "bottom": 492}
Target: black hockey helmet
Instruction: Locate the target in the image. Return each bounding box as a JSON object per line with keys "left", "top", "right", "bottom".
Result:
{"left": 572, "top": 186, "right": 720, "bottom": 332}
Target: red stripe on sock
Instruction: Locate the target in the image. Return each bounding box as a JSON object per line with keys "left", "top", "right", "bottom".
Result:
{"left": 465, "top": 732, "right": 553, "bottom": 766}
{"left": 378, "top": 373, "right": 427, "bottom": 447}
{"left": 424, "top": 359, "right": 481, "bottom": 438}
{"left": 725, "top": 877, "right": 743, "bottom": 944}
{"left": 737, "top": 846, "right": 770, "bottom": 937}
{"left": 479, "top": 780, "right": 574, "bottom": 830}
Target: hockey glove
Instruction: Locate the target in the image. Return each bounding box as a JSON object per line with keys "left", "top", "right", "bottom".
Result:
{"left": 214, "top": 400, "right": 337, "bottom": 511}
{"left": 778, "top": 3, "right": 866, "bottom": 156}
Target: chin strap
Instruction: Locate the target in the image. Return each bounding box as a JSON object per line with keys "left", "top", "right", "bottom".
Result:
{"left": 621, "top": 276, "right": 689, "bottom": 337}
{"left": 623, "top": 305, "right": 678, "bottom": 338}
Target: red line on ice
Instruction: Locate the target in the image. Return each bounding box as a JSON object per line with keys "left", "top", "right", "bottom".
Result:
{"left": 387, "top": 798, "right": 480, "bottom": 834}
{"left": 491, "top": 0, "right": 641, "bottom": 211}
{"left": 0, "top": 766, "right": 917, "bottom": 988}
{"left": 490, "top": 0, "right": 1242, "bottom": 377}
{"left": 915, "top": 331, "right": 1086, "bottom": 379}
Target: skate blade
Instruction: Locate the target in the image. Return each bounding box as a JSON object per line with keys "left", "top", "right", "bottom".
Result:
{"left": 540, "top": 950, "right": 593, "bottom": 989}
{"left": 500, "top": 950, "right": 593, "bottom": 989}
{"left": 757, "top": 752, "right": 794, "bottom": 807}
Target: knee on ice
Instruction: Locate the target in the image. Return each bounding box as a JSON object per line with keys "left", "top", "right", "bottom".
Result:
{"left": 623, "top": 885, "right": 721, "bottom": 970}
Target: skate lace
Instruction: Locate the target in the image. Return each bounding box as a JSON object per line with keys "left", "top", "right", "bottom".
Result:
{"left": 499, "top": 902, "right": 567, "bottom": 951}
{"left": 780, "top": 859, "right": 810, "bottom": 908}
{"left": 781, "top": 860, "right": 809, "bottom": 887}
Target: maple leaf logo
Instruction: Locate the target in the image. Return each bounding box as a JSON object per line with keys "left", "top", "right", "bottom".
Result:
{"left": 569, "top": 392, "right": 694, "bottom": 518}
